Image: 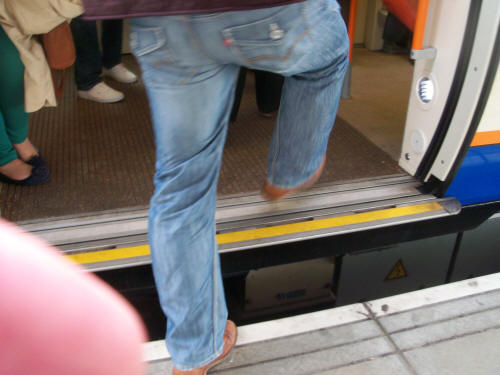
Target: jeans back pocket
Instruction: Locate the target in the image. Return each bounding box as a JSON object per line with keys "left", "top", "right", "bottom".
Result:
{"left": 222, "top": 3, "right": 310, "bottom": 70}
{"left": 130, "top": 25, "right": 178, "bottom": 64}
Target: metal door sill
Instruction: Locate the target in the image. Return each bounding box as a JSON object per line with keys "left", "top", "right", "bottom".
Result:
{"left": 20, "top": 176, "right": 460, "bottom": 272}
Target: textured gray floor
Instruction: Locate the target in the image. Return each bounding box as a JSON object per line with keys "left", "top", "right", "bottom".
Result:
{"left": 147, "top": 288, "right": 500, "bottom": 375}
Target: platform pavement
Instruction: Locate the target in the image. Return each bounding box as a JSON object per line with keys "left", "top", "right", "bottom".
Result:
{"left": 144, "top": 272, "right": 500, "bottom": 374}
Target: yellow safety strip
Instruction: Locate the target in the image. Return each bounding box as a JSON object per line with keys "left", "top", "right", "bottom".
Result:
{"left": 67, "top": 245, "right": 150, "bottom": 265}
{"left": 68, "top": 201, "right": 443, "bottom": 265}
{"left": 217, "top": 201, "right": 443, "bottom": 244}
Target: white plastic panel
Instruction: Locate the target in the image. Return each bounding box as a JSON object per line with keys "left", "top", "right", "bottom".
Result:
{"left": 476, "top": 63, "right": 500, "bottom": 133}
{"left": 427, "top": 0, "right": 500, "bottom": 180}
{"left": 399, "top": 0, "right": 471, "bottom": 175}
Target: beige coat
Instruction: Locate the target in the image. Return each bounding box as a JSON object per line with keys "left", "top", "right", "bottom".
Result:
{"left": 0, "top": 0, "right": 83, "bottom": 113}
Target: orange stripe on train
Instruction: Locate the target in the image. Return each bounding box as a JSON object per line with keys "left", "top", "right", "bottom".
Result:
{"left": 470, "top": 130, "right": 500, "bottom": 147}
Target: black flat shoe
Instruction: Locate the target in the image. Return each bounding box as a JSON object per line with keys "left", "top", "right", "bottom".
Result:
{"left": 0, "top": 163, "right": 50, "bottom": 186}
{"left": 27, "top": 154, "right": 48, "bottom": 169}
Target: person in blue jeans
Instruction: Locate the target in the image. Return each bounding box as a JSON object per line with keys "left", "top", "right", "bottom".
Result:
{"left": 70, "top": 17, "right": 137, "bottom": 103}
{"left": 129, "top": 0, "right": 348, "bottom": 372}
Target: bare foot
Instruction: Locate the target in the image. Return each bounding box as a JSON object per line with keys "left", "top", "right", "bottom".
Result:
{"left": 13, "top": 138, "right": 38, "bottom": 162}
{"left": 0, "top": 159, "right": 32, "bottom": 181}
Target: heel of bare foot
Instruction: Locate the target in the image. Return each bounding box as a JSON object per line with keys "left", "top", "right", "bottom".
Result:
{"left": 0, "top": 159, "right": 32, "bottom": 181}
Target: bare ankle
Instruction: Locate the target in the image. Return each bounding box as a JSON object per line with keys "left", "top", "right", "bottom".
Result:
{"left": 13, "top": 139, "right": 38, "bottom": 162}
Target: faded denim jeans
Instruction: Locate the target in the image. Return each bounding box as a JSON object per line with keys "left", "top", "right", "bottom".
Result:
{"left": 130, "top": 0, "right": 348, "bottom": 370}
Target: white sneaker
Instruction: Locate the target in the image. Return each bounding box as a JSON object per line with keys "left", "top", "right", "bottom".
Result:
{"left": 77, "top": 82, "right": 125, "bottom": 103}
{"left": 103, "top": 63, "right": 138, "bottom": 84}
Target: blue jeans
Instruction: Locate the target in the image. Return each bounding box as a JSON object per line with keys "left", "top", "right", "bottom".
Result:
{"left": 130, "top": 0, "right": 348, "bottom": 370}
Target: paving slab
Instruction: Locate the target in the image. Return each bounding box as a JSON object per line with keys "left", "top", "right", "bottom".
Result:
{"left": 389, "top": 307, "right": 500, "bottom": 350}
{"left": 404, "top": 327, "right": 500, "bottom": 375}
{"left": 215, "top": 336, "right": 394, "bottom": 375}
{"left": 148, "top": 322, "right": 388, "bottom": 375}
{"left": 313, "top": 354, "right": 412, "bottom": 375}
{"left": 378, "top": 289, "right": 500, "bottom": 333}
{"left": 144, "top": 273, "right": 500, "bottom": 375}
{"left": 215, "top": 320, "right": 381, "bottom": 371}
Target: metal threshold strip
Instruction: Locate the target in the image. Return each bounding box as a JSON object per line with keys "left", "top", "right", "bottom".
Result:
{"left": 21, "top": 176, "right": 461, "bottom": 272}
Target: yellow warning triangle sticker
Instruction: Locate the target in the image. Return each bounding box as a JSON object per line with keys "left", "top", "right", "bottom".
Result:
{"left": 385, "top": 259, "right": 408, "bottom": 281}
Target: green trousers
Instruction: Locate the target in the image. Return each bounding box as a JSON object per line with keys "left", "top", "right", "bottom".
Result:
{"left": 0, "top": 27, "right": 29, "bottom": 167}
